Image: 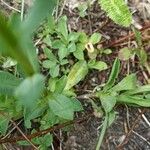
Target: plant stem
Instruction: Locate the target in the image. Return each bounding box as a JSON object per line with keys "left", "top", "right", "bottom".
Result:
{"left": 21, "top": 0, "right": 25, "bottom": 21}
{"left": 96, "top": 113, "right": 108, "bottom": 150}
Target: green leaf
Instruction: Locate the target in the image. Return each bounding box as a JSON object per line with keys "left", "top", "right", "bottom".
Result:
{"left": 43, "top": 36, "right": 52, "bottom": 47}
{"left": 23, "top": 0, "right": 56, "bottom": 33}
{"left": 98, "top": 0, "right": 132, "bottom": 27}
{"left": 63, "top": 89, "right": 76, "bottom": 97}
{"left": 78, "top": 32, "right": 88, "bottom": 43}
{"left": 15, "top": 74, "right": 44, "bottom": 114}
{"left": 48, "top": 76, "right": 67, "bottom": 93}
{"left": 55, "top": 76, "right": 67, "bottom": 93}
{"left": 118, "top": 47, "right": 132, "bottom": 61}
{"left": 57, "top": 16, "right": 68, "bottom": 39}
{"left": 60, "top": 59, "right": 69, "bottom": 65}
{"left": 43, "top": 60, "right": 56, "bottom": 69}
{"left": 40, "top": 110, "right": 59, "bottom": 129}
{"left": 58, "top": 46, "right": 68, "bottom": 60}
{"left": 111, "top": 74, "right": 137, "bottom": 92}
{"left": 132, "top": 27, "right": 142, "bottom": 47}
{"left": 0, "top": 13, "right": 38, "bottom": 76}
{"left": 48, "top": 78, "right": 58, "bottom": 92}
{"left": 136, "top": 49, "right": 147, "bottom": 65}
{"left": 33, "top": 133, "right": 53, "bottom": 148}
{"left": 0, "top": 71, "right": 22, "bottom": 95}
{"left": 89, "top": 33, "right": 101, "bottom": 44}
{"left": 78, "top": 3, "right": 88, "bottom": 17}
{"left": 68, "top": 32, "right": 80, "bottom": 42}
{"left": 108, "top": 111, "right": 116, "bottom": 127}
{"left": 73, "top": 43, "right": 84, "bottom": 60}
{"left": 0, "top": 114, "right": 9, "bottom": 135}
{"left": 49, "top": 65, "right": 60, "bottom": 78}
{"left": 103, "top": 49, "right": 112, "bottom": 55}
{"left": 52, "top": 40, "right": 65, "bottom": 49}
{"left": 2, "top": 57, "right": 17, "bottom": 68}
{"left": 104, "top": 58, "right": 120, "bottom": 91}
{"left": 68, "top": 42, "right": 76, "bottom": 52}
{"left": 43, "top": 48, "right": 57, "bottom": 62}
{"left": 47, "top": 16, "right": 56, "bottom": 34}
{"left": 65, "top": 61, "right": 88, "bottom": 90}
{"left": 124, "top": 84, "right": 150, "bottom": 95}
{"left": 100, "top": 93, "right": 117, "bottom": 113}
{"left": 87, "top": 50, "right": 98, "bottom": 60}
{"left": 48, "top": 93, "right": 81, "bottom": 120}
{"left": 88, "top": 60, "right": 108, "bottom": 71}
{"left": 71, "top": 98, "right": 83, "bottom": 111}
{"left": 24, "top": 104, "right": 46, "bottom": 128}
{"left": 118, "top": 94, "right": 150, "bottom": 107}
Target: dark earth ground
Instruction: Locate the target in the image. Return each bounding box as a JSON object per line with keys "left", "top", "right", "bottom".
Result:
{"left": 0, "top": 0, "right": 150, "bottom": 149}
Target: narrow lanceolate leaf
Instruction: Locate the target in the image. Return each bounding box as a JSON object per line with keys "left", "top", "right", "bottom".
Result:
{"left": 124, "top": 84, "right": 150, "bottom": 95}
{"left": 111, "top": 74, "right": 137, "bottom": 92}
{"left": 0, "top": 71, "right": 22, "bottom": 95}
{"left": 118, "top": 94, "right": 150, "bottom": 107}
{"left": 104, "top": 58, "right": 120, "bottom": 91}
{"left": 64, "top": 61, "right": 88, "bottom": 90}
{"left": 99, "top": 0, "right": 132, "bottom": 27}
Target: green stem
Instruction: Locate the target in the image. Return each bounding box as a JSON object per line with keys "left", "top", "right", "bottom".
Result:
{"left": 21, "top": 0, "right": 25, "bottom": 21}
{"left": 96, "top": 113, "right": 108, "bottom": 150}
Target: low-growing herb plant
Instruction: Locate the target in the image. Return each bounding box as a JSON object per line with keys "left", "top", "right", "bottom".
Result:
{"left": 118, "top": 26, "right": 150, "bottom": 80}
{"left": 40, "top": 15, "right": 108, "bottom": 79}
{"left": 0, "top": 0, "right": 149, "bottom": 149}
{"left": 94, "top": 58, "right": 150, "bottom": 149}
{"left": 132, "top": 27, "right": 150, "bottom": 76}
{"left": 0, "top": 0, "right": 107, "bottom": 148}
{"left": 0, "top": 0, "right": 83, "bottom": 148}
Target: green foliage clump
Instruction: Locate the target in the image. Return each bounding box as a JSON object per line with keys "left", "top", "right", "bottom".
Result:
{"left": 99, "top": 0, "right": 132, "bottom": 27}
{"left": 41, "top": 15, "right": 107, "bottom": 78}
{"left": 0, "top": 0, "right": 149, "bottom": 149}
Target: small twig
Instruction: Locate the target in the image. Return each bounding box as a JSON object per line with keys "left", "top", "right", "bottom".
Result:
{"left": 132, "top": 130, "right": 150, "bottom": 146}
{"left": 54, "top": 0, "right": 60, "bottom": 19}
{"left": 57, "top": 0, "right": 67, "bottom": 20}
{"left": 132, "top": 131, "right": 150, "bottom": 146}
{"left": 51, "top": 143, "right": 55, "bottom": 150}
{"left": 1, "top": 0, "right": 21, "bottom": 13}
{"left": 102, "top": 22, "right": 150, "bottom": 48}
{"left": 34, "top": 38, "right": 42, "bottom": 46}
{"left": 2, "top": 120, "right": 22, "bottom": 140}
{"left": 9, "top": 119, "right": 38, "bottom": 150}
{"left": 59, "top": 129, "right": 63, "bottom": 150}
{"left": 138, "top": 109, "right": 150, "bottom": 127}
{"left": 141, "top": 66, "right": 150, "bottom": 83}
